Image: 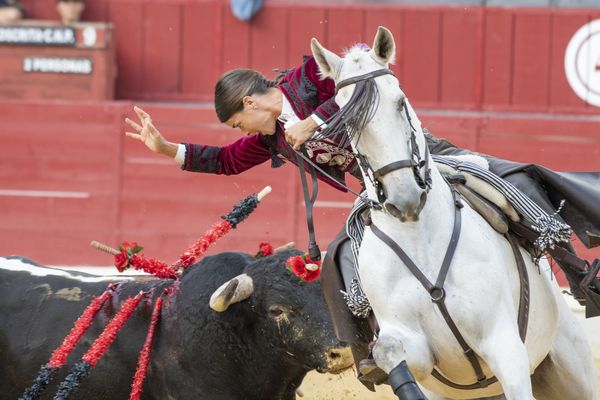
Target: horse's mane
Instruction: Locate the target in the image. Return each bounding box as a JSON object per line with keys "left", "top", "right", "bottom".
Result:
{"left": 313, "top": 56, "right": 381, "bottom": 149}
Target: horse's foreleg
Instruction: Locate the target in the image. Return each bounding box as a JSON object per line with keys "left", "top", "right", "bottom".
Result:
{"left": 372, "top": 331, "right": 432, "bottom": 400}
{"left": 477, "top": 327, "right": 533, "bottom": 400}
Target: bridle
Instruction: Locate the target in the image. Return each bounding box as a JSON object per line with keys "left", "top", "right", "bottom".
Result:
{"left": 293, "top": 67, "right": 433, "bottom": 261}
{"left": 336, "top": 68, "right": 432, "bottom": 205}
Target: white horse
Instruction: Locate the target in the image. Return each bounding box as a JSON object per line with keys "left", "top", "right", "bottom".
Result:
{"left": 310, "top": 27, "right": 597, "bottom": 400}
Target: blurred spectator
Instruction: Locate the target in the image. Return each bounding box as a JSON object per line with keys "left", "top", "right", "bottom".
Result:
{"left": 0, "top": 0, "right": 24, "bottom": 24}
{"left": 56, "top": 0, "right": 85, "bottom": 25}
{"left": 231, "top": 0, "right": 262, "bottom": 21}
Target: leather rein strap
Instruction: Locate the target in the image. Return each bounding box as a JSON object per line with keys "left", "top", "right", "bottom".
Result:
{"left": 367, "top": 184, "right": 530, "bottom": 390}
{"left": 296, "top": 152, "right": 321, "bottom": 261}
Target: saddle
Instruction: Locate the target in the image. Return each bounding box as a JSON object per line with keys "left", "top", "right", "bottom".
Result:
{"left": 436, "top": 157, "right": 519, "bottom": 233}
{"left": 433, "top": 159, "right": 600, "bottom": 318}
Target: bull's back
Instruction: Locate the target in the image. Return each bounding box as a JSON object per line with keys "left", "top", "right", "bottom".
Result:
{"left": 0, "top": 253, "right": 255, "bottom": 399}
{"left": 0, "top": 256, "right": 158, "bottom": 399}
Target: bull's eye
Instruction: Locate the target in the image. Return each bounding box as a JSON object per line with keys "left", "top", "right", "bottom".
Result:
{"left": 268, "top": 305, "right": 286, "bottom": 318}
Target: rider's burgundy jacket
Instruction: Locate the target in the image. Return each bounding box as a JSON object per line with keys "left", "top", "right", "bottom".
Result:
{"left": 180, "top": 56, "right": 361, "bottom": 191}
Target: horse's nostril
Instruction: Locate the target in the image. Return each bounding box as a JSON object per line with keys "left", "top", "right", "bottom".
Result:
{"left": 329, "top": 351, "right": 340, "bottom": 360}
{"left": 385, "top": 203, "right": 400, "bottom": 216}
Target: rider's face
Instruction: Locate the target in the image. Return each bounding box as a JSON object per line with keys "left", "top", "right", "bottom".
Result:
{"left": 225, "top": 96, "right": 277, "bottom": 136}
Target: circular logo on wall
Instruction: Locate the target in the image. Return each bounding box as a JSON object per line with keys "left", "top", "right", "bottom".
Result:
{"left": 565, "top": 19, "right": 600, "bottom": 107}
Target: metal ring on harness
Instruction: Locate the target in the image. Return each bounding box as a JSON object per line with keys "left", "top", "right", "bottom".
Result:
{"left": 429, "top": 286, "right": 446, "bottom": 303}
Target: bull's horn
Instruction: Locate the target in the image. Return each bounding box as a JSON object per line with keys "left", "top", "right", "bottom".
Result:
{"left": 209, "top": 274, "right": 254, "bottom": 312}
{"left": 274, "top": 242, "right": 296, "bottom": 253}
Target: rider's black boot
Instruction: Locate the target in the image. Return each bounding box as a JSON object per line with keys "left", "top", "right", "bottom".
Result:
{"left": 388, "top": 360, "right": 427, "bottom": 400}
{"left": 579, "top": 259, "right": 600, "bottom": 318}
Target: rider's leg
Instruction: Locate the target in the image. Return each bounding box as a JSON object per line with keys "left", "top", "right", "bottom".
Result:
{"left": 336, "top": 239, "right": 388, "bottom": 385}
{"left": 503, "top": 171, "right": 591, "bottom": 303}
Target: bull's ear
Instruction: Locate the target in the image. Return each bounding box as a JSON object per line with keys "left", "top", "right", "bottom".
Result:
{"left": 370, "top": 26, "right": 396, "bottom": 65}
{"left": 311, "top": 38, "right": 342, "bottom": 80}
{"left": 210, "top": 274, "right": 254, "bottom": 312}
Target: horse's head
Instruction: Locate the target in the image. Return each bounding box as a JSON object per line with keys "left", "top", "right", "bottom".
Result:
{"left": 311, "top": 27, "right": 431, "bottom": 222}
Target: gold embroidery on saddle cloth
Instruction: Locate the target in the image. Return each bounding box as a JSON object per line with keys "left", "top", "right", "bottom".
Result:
{"left": 305, "top": 140, "right": 355, "bottom": 171}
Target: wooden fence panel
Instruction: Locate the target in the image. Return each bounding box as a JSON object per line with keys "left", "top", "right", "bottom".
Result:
{"left": 221, "top": 2, "right": 251, "bottom": 70}
{"left": 326, "top": 8, "right": 365, "bottom": 54}
{"left": 512, "top": 11, "right": 552, "bottom": 110}
{"left": 181, "top": 2, "right": 218, "bottom": 100}
{"left": 482, "top": 9, "right": 513, "bottom": 109}
{"left": 108, "top": 1, "right": 144, "bottom": 99}
{"left": 402, "top": 9, "right": 442, "bottom": 107}
{"left": 440, "top": 8, "right": 483, "bottom": 109}
{"left": 250, "top": 6, "right": 288, "bottom": 75}
{"left": 287, "top": 7, "right": 327, "bottom": 67}
{"left": 549, "top": 12, "right": 590, "bottom": 112}
{"left": 142, "top": 3, "right": 183, "bottom": 97}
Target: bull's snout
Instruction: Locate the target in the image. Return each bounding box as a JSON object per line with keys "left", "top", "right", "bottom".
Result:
{"left": 319, "top": 346, "right": 354, "bottom": 374}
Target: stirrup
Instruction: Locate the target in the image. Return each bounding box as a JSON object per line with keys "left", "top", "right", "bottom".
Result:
{"left": 580, "top": 259, "right": 600, "bottom": 318}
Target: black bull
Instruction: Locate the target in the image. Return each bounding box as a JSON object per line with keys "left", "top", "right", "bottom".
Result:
{"left": 0, "top": 251, "right": 353, "bottom": 400}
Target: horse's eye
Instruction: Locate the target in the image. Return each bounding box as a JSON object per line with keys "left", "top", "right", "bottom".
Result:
{"left": 397, "top": 98, "right": 406, "bottom": 111}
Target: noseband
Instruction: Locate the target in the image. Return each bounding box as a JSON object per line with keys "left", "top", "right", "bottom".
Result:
{"left": 336, "top": 69, "right": 432, "bottom": 205}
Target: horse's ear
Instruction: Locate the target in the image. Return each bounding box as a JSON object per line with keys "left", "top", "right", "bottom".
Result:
{"left": 371, "top": 26, "right": 396, "bottom": 65}
{"left": 311, "top": 38, "right": 342, "bottom": 80}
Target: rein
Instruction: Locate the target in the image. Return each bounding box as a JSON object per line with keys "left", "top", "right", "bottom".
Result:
{"left": 293, "top": 149, "right": 382, "bottom": 263}
{"left": 294, "top": 67, "right": 431, "bottom": 264}
{"left": 296, "top": 152, "right": 322, "bottom": 261}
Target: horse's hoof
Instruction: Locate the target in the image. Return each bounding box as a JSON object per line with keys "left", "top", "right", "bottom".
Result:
{"left": 358, "top": 358, "right": 389, "bottom": 385}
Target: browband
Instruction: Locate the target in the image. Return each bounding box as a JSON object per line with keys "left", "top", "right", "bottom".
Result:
{"left": 335, "top": 69, "right": 394, "bottom": 93}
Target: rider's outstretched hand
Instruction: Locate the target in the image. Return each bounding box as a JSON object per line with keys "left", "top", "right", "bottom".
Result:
{"left": 125, "top": 106, "right": 178, "bottom": 158}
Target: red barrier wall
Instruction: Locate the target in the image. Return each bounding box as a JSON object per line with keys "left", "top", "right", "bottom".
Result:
{"left": 1, "top": 101, "right": 598, "bottom": 269}
{"left": 2, "top": 2, "right": 599, "bottom": 284}
{"left": 14, "top": 1, "right": 600, "bottom": 113}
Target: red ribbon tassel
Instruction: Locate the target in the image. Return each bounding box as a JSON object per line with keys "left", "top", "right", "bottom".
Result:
{"left": 48, "top": 288, "right": 113, "bottom": 368}
{"left": 129, "top": 254, "right": 178, "bottom": 280}
{"left": 172, "top": 220, "right": 232, "bottom": 271}
{"left": 82, "top": 292, "right": 145, "bottom": 367}
{"left": 129, "top": 297, "right": 163, "bottom": 400}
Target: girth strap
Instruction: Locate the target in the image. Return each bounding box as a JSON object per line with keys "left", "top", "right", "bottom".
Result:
{"left": 367, "top": 187, "right": 497, "bottom": 389}
{"left": 430, "top": 232, "right": 530, "bottom": 390}
{"left": 506, "top": 233, "right": 530, "bottom": 341}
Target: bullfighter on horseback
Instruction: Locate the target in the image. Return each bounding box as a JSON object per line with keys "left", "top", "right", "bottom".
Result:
{"left": 125, "top": 40, "right": 600, "bottom": 388}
